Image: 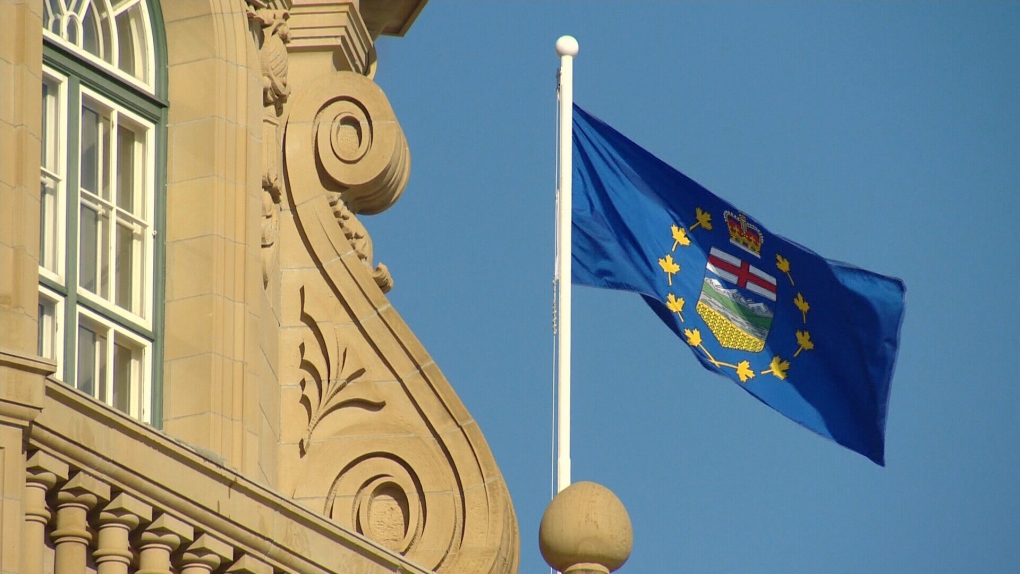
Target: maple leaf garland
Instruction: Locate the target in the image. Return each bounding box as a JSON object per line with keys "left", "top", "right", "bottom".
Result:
{"left": 671, "top": 211, "right": 816, "bottom": 384}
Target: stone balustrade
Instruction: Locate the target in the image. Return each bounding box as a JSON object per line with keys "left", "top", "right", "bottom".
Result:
{"left": 14, "top": 380, "right": 431, "bottom": 574}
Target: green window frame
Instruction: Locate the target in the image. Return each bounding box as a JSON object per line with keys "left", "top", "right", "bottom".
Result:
{"left": 39, "top": 0, "right": 167, "bottom": 425}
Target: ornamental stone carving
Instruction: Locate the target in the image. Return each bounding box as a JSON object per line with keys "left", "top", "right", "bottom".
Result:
{"left": 248, "top": 3, "right": 292, "bottom": 287}
{"left": 285, "top": 71, "right": 407, "bottom": 291}
{"left": 279, "top": 70, "right": 518, "bottom": 573}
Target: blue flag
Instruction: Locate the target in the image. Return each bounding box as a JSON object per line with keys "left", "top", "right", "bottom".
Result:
{"left": 571, "top": 104, "right": 906, "bottom": 465}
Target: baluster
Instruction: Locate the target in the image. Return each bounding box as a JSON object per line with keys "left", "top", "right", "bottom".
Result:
{"left": 24, "top": 452, "right": 69, "bottom": 574}
{"left": 95, "top": 493, "right": 152, "bottom": 574}
{"left": 137, "top": 514, "right": 194, "bottom": 574}
{"left": 52, "top": 472, "right": 110, "bottom": 574}
{"left": 180, "top": 534, "right": 234, "bottom": 574}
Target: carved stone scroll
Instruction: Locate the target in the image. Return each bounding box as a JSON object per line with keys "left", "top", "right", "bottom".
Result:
{"left": 282, "top": 74, "right": 518, "bottom": 574}
{"left": 286, "top": 71, "right": 408, "bottom": 291}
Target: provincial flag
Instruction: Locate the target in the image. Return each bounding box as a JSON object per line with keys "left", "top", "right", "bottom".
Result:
{"left": 570, "top": 104, "right": 906, "bottom": 465}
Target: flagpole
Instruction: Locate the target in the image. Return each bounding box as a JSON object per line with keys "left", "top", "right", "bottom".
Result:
{"left": 555, "top": 35, "right": 578, "bottom": 494}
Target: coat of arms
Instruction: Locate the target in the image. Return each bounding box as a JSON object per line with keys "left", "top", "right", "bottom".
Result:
{"left": 696, "top": 212, "right": 777, "bottom": 353}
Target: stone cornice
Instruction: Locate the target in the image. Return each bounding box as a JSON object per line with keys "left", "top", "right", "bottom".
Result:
{"left": 0, "top": 349, "right": 55, "bottom": 426}
{"left": 287, "top": 1, "right": 373, "bottom": 76}
{"left": 361, "top": 0, "right": 429, "bottom": 38}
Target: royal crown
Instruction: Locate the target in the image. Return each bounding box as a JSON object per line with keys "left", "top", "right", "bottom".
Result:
{"left": 725, "top": 211, "right": 763, "bottom": 257}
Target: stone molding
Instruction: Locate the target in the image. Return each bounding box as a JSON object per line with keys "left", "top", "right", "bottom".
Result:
{"left": 30, "top": 380, "right": 433, "bottom": 574}
{"left": 0, "top": 349, "right": 54, "bottom": 427}
{"left": 288, "top": 1, "right": 374, "bottom": 76}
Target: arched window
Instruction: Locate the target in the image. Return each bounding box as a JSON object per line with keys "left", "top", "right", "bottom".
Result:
{"left": 39, "top": 0, "right": 166, "bottom": 423}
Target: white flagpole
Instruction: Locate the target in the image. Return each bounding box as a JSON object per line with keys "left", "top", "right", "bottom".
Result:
{"left": 555, "top": 35, "right": 578, "bottom": 494}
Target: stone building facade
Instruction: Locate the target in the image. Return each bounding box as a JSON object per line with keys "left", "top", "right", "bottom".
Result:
{"left": 0, "top": 1, "right": 519, "bottom": 573}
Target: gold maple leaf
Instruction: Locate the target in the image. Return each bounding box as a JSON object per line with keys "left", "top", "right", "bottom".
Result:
{"left": 671, "top": 224, "right": 691, "bottom": 250}
{"left": 666, "top": 293, "right": 685, "bottom": 322}
{"left": 658, "top": 254, "right": 680, "bottom": 286}
{"left": 793, "top": 293, "right": 810, "bottom": 323}
{"left": 684, "top": 328, "right": 702, "bottom": 348}
{"left": 776, "top": 254, "right": 790, "bottom": 274}
{"left": 794, "top": 330, "right": 814, "bottom": 357}
{"left": 762, "top": 355, "right": 790, "bottom": 380}
{"left": 736, "top": 360, "right": 755, "bottom": 383}
{"left": 776, "top": 254, "right": 794, "bottom": 286}
{"left": 690, "top": 207, "right": 713, "bottom": 231}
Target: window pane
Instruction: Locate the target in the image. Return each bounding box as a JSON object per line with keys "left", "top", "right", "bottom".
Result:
{"left": 116, "top": 125, "right": 135, "bottom": 212}
{"left": 41, "top": 82, "right": 49, "bottom": 167}
{"left": 101, "top": 115, "right": 112, "bottom": 200}
{"left": 37, "top": 294, "right": 60, "bottom": 361}
{"left": 40, "top": 179, "right": 58, "bottom": 272}
{"left": 40, "top": 78, "right": 62, "bottom": 275}
{"left": 77, "top": 323, "right": 97, "bottom": 396}
{"left": 43, "top": 1, "right": 58, "bottom": 34}
{"left": 42, "top": 78, "right": 61, "bottom": 171}
{"left": 79, "top": 203, "right": 99, "bottom": 293}
{"left": 115, "top": 221, "right": 134, "bottom": 311}
{"left": 81, "top": 106, "right": 99, "bottom": 194}
{"left": 38, "top": 302, "right": 47, "bottom": 357}
{"left": 98, "top": 329, "right": 108, "bottom": 402}
{"left": 113, "top": 341, "right": 133, "bottom": 414}
{"left": 66, "top": 17, "right": 79, "bottom": 46}
{"left": 116, "top": 10, "right": 136, "bottom": 77}
{"left": 83, "top": 5, "right": 100, "bottom": 57}
{"left": 79, "top": 203, "right": 110, "bottom": 298}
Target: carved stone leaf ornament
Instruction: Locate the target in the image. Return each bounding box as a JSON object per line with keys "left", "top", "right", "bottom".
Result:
{"left": 297, "top": 285, "right": 384, "bottom": 455}
{"left": 249, "top": 4, "right": 291, "bottom": 288}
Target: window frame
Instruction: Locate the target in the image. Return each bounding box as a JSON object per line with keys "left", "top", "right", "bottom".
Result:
{"left": 42, "top": 0, "right": 157, "bottom": 93}
{"left": 40, "top": 69, "right": 69, "bottom": 285}
{"left": 38, "top": 285, "right": 65, "bottom": 374}
{"left": 75, "top": 85, "right": 156, "bottom": 331}
{"left": 75, "top": 305, "right": 153, "bottom": 422}
{"left": 40, "top": 0, "right": 167, "bottom": 426}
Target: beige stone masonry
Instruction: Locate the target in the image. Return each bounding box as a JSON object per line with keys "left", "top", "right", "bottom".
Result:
{"left": 161, "top": 1, "right": 269, "bottom": 482}
{"left": 0, "top": 0, "right": 43, "bottom": 355}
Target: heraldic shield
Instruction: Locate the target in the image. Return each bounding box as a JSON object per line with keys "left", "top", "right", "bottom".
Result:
{"left": 696, "top": 212, "right": 777, "bottom": 353}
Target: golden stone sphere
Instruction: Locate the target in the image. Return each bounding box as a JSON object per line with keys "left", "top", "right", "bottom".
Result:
{"left": 539, "top": 481, "right": 633, "bottom": 573}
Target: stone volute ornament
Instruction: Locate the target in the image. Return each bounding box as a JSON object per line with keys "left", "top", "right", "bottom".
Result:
{"left": 281, "top": 69, "right": 517, "bottom": 574}
{"left": 287, "top": 71, "right": 407, "bottom": 291}
{"left": 540, "top": 481, "right": 634, "bottom": 574}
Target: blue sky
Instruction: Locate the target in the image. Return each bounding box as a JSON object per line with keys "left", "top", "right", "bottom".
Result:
{"left": 371, "top": 3, "right": 1020, "bottom": 572}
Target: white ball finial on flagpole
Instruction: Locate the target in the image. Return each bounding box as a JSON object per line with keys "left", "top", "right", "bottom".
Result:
{"left": 555, "top": 35, "right": 577, "bottom": 495}
{"left": 556, "top": 35, "right": 579, "bottom": 58}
